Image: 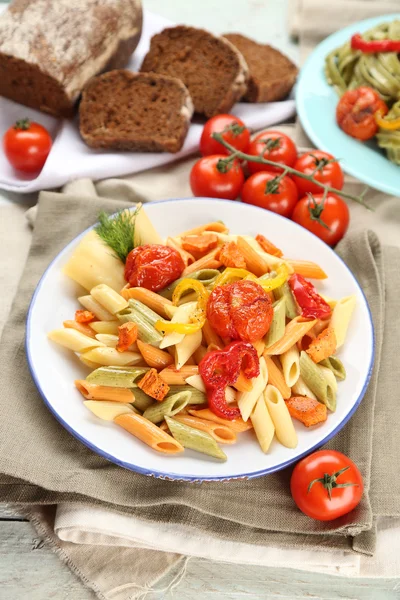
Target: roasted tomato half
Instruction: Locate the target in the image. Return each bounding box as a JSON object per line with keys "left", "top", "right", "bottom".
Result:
{"left": 125, "top": 244, "right": 184, "bottom": 292}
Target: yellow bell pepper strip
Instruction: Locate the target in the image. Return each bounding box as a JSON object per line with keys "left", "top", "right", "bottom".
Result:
{"left": 257, "top": 262, "right": 290, "bottom": 292}
{"left": 212, "top": 268, "right": 257, "bottom": 288}
{"left": 155, "top": 279, "right": 208, "bottom": 335}
{"left": 375, "top": 111, "right": 400, "bottom": 131}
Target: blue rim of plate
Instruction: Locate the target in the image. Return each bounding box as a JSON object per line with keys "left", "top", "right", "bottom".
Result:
{"left": 26, "top": 198, "right": 375, "bottom": 482}
{"left": 296, "top": 13, "right": 400, "bottom": 198}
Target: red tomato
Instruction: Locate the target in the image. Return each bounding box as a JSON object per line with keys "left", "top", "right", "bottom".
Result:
{"left": 336, "top": 87, "right": 388, "bottom": 141}
{"left": 291, "top": 151, "right": 344, "bottom": 196}
{"left": 291, "top": 193, "right": 349, "bottom": 247}
{"left": 291, "top": 450, "right": 363, "bottom": 521}
{"left": 3, "top": 118, "right": 52, "bottom": 173}
{"left": 247, "top": 130, "right": 297, "bottom": 174}
{"left": 241, "top": 172, "right": 299, "bottom": 217}
{"left": 207, "top": 280, "right": 273, "bottom": 342}
{"left": 200, "top": 114, "right": 250, "bottom": 156}
{"left": 190, "top": 155, "right": 244, "bottom": 200}
{"left": 125, "top": 245, "right": 184, "bottom": 292}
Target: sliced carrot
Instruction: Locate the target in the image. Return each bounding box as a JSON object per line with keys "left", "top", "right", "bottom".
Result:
{"left": 306, "top": 327, "right": 336, "bottom": 363}
{"left": 138, "top": 368, "right": 170, "bottom": 401}
{"left": 217, "top": 241, "right": 247, "bottom": 269}
{"left": 75, "top": 309, "right": 95, "bottom": 324}
{"left": 181, "top": 234, "right": 219, "bottom": 259}
{"left": 116, "top": 322, "right": 138, "bottom": 353}
{"left": 255, "top": 234, "right": 283, "bottom": 257}
{"left": 285, "top": 396, "right": 327, "bottom": 427}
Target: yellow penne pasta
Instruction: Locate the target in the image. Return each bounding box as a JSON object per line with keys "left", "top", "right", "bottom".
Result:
{"left": 114, "top": 413, "right": 184, "bottom": 454}
{"left": 166, "top": 237, "right": 196, "bottom": 267}
{"left": 81, "top": 347, "right": 142, "bottom": 366}
{"left": 284, "top": 259, "right": 328, "bottom": 280}
{"left": 173, "top": 414, "right": 237, "bottom": 444}
{"left": 185, "top": 373, "right": 236, "bottom": 404}
{"left": 291, "top": 375, "right": 317, "bottom": 400}
{"left": 63, "top": 319, "right": 97, "bottom": 338}
{"left": 84, "top": 400, "right": 134, "bottom": 421}
{"left": 329, "top": 295, "right": 356, "bottom": 348}
{"left": 280, "top": 345, "right": 300, "bottom": 387}
{"left": 120, "top": 286, "right": 173, "bottom": 318}
{"left": 238, "top": 356, "right": 268, "bottom": 422}
{"left": 75, "top": 380, "right": 135, "bottom": 402}
{"left": 188, "top": 408, "right": 253, "bottom": 432}
{"left": 202, "top": 319, "right": 224, "bottom": 349}
{"left": 159, "top": 301, "right": 197, "bottom": 349}
{"left": 251, "top": 394, "right": 275, "bottom": 453}
{"left": 193, "top": 345, "right": 208, "bottom": 364}
{"left": 181, "top": 249, "right": 221, "bottom": 276}
{"left": 236, "top": 236, "right": 269, "bottom": 277}
{"left": 78, "top": 355, "right": 99, "bottom": 369}
{"left": 89, "top": 320, "right": 120, "bottom": 335}
{"left": 78, "top": 295, "right": 115, "bottom": 321}
{"left": 263, "top": 356, "right": 291, "bottom": 400}
{"left": 252, "top": 339, "right": 266, "bottom": 358}
{"left": 159, "top": 365, "right": 199, "bottom": 385}
{"left": 175, "top": 329, "right": 202, "bottom": 370}
{"left": 48, "top": 329, "right": 105, "bottom": 353}
{"left": 137, "top": 339, "right": 174, "bottom": 369}
{"left": 264, "top": 385, "right": 297, "bottom": 449}
{"left": 90, "top": 284, "right": 128, "bottom": 315}
{"left": 95, "top": 334, "right": 119, "bottom": 347}
{"left": 265, "top": 317, "right": 317, "bottom": 355}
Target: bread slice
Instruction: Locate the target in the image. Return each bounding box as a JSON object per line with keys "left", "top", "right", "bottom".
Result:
{"left": 79, "top": 70, "right": 194, "bottom": 153}
{"left": 223, "top": 34, "right": 298, "bottom": 103}
{"left": 140, "top": 26, "right": 249, "bottom": 118}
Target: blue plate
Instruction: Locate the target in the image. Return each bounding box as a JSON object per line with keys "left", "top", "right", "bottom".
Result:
{"left": 296, "top": 14, "right": 400, "bottom": 197}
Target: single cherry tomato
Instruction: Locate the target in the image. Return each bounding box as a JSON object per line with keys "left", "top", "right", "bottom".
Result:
{"left": 291, "top": 193, "right": 349, "bottom": 247}
{"left": 247, "top": 130, "right": 297, "bottom": 174}
{"left": 207, "top": 280, "right": 273, "bottom": 342}
{"left": 241, "top": 171, "right": 299, "bottom": 218}
{"left": 124, "top": 244, "right": 184, "bottom": 292}
{"left": 190, "top": 155, "right": 244, "bottom": 200}
{"left": 336, "top": 87, "right": 388, "bottom": 141}
{"left": 200, "top": 114, "right": 250, "bottom": 156}
{"left": 291, "top": 151, "right": 344, "bottom": 196}
{"left": 3, "top": 118, "right": 52, "bottom": 173}
{"left": 291, "top": 450, "right": 363, "bottom": 521}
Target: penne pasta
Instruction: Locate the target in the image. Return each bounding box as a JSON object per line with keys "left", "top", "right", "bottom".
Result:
{"left": 265, "top": 298, "right": 286, "bottom": 347}
{"left": 89, "top": 320, "right": 120, "bottom": 335}
{"left": 238, "top": 356, "right": 268, "bottom": 422}
{"left": 173, "top": 414, "right": 236, "bottom": 444}
{"left": 177, "top": 221, "right": 228, "bottom": 237}
{"left": 165, "top": 416, "right": 227, "bottom": 460}
{"left": 115, "top": 413, "right": 184, "bottom": 454}
{"left": 252, "top": 339, "right": 266, "bottom": 358}
{"left": 143, "top": 391, "right": 191, "bottom": 423}
{"left": 263, "top": 356, "right": 291, "bottom": 399}
{"left": 193, "top": 344, "right": 208, "bottom": 364}
{"left": 78, "top": 295, "right": 115, "bottom": 321}
{"left": 90, "top": 284, "right": 128, "bottom": 315}
{"left": 263, "top": 385, "right": 298, "bottom": 449}
{"left": 273, "top": 281, "right": 298, "bottom": 319}
{"left": 136, "top": 339, "right": 174, "bottom": 369}
{"left": 166, "top": 237, "right": 195, "bottom": 267}
{"left": 167, "top": 385, "right": 207, "bottom": 405}
{"left": 120, "top": 286, "right": 173, "bottom": 318}
{"left": 291, "top": 375, "right": 317, "bottom": 400}
{"left": 48, "top": 328, "right": 105, "bottom": 353}
{"left": 284, "top": 259, "right": 328, "bottom": 280}
{"left": 236, "top": 236, "right": 269, "bottom": 277}
{"left": 75, "top": 380, "right": 135, "bottom": 403}
{"left": 159, "top": 301, "right": 197, "bottom": 349}
{"left": 280, "top": 345, "right": 300, "bottom": 387}
{"left": 329, "top": 295, "right": 356, "bottom": 348}
{"left": 181, "top": 248, "right": 221, "bottom": 276}
{"left": 95, "top": 334, "right": 119, "bottom": 347}
{"left": 63, "top": 319, "right": 97, "bottom": 339}
{"left": 175, "top": 329, "right": 202, "bottom": 370}
{"left": 188, "top": 408, "right": 253, "bottom": 432}
{"left": 319, "top": 356, "right": 346, "bottom": 381}
{"left": 79, "top": 355, "right": 99, "bottom": 369}
{"left": 159, "top": 365, "right": 199, "bottom": 385}
{"left": 265, "top": 317, "right": 317, "bottom": 355}
{"left": 130, "top": 388, "right": 154, "bottom": 411}
{"left": 84, "top": 400, "right": 134, "bottom": 421}
{"left": 318, "top": 365, "right": 338, "bottom": 393}
{"left": 81, "top": 347, "right": 142, "bottom": 367}
{"left": 251, "top": 394, "right": 275, "bottom": 453}
{"left": 233, "top": 371, "right": 254, "bottom": 393}
{"left": 299, "top": 351, "right": 336, "bottom": 411}
{"left": 86, "top": 365, "right": 148, "bottom": 387}
{"left": 202, "top": 319, "right": 224, "bottom": 349}
{"left": 118, "top": 301, "right": 163, "bottom": 347}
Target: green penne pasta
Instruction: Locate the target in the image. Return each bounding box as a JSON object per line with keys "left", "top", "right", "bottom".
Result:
{"left": 158, "top": 269, "right": 221, "bottom": 299}
{"left": 126, "top": 299, "right": 161, "bottom": 326}
{"left": 131, "top": 388, "right": 155, "bottom": 411}
{"left": 166, "top": 385, "right": 207, "bottom": 405}
{"left": 299, "top": 351, "right": 336, "bottom": 412}
{"left": 117, "top": 305, "right": 163, "bottom": 347}
{"left": 165, "top": 416, "right": 227, "bottom": 461}
{"left": 143, "top": 391, "right": 191, "bottom": 424}
{"left": 265, "top": 298, "right": 286, "bottom": 347}
{"left": 86, "top": 366, "right": 149, "bottom": 388}
{"left": 273, "top": 281, "right": 298, "bottom": 319}
{"left": 319, "top": 356, "right": 346, "bottom": 381}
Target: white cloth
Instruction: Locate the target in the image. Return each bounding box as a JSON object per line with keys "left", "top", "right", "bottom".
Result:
{"left": 0, "top": 8, "right": 295, "bottom": 194}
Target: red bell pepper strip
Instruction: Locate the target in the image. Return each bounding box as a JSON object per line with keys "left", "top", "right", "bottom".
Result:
{"left": 288, "top": 274, "right": 331, "bottom": 320}
{"left": 199, "top": 341, "right": 259, "bottom": 420}
{"left": 351, "top": 34, "right": 400, "bottom": 53}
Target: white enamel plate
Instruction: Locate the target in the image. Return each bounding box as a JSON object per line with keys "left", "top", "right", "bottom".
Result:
{"left": 26, "top": 199, "right": 374, "bottom": 481}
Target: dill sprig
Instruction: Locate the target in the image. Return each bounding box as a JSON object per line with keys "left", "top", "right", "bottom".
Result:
{"left": 94, "top": 209, "right": 137, "bottom": 263}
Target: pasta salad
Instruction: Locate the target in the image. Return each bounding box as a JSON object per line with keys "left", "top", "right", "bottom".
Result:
{"left": 48, "top": 204, "right": 356, "bottom": 462}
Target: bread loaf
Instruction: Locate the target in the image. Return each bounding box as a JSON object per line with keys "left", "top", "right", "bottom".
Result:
{"left": 140, "top": 26, "right": 249, "bottom": 118}
{"left": 0, "top": 0, "right": 143, "bottom": 117}
{"left": 79, "top": 70, "right": 194, "bottom": 153}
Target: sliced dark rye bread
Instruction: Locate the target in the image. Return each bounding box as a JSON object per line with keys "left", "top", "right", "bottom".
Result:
{"left": 79, "top": 70, "right": 194, "bottom": 153}
{"left": 140, "top": 26, "right": 249, "bottom": 118}
{"left": 223, "top": 33, "right": 298, "bottom": 103}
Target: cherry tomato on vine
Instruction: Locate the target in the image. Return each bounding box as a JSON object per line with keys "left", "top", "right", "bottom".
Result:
{"left": 124, "top": 244, "right": 184, "bottom": 292}
{"left": 190, "top": 154, "right": 245, "bottom": 200}
{"left": 200, "top": 114, "right": 250, "bottom": 156}
{"left": 291, "top": 193, "right": 349, "bottom": 247}
{"left": 292, "top": 151, "right": 344, "bottom": 196}
{"left": 207, "top": 280, "right": 273, "bottom": 342}
{"left": 247, "top": 130, "right": 297, "bottom": 174}
{"left": 3, "top": 118, "right": 52, "bottom": 173}
{"left": 336, "top": 87, "right": 388, "bottom": 141}
{"left": 291, "top": 450, "right": 363, "bottom": 521}
{"left": 241, "top": 171, "right": 299, "bottom": 217}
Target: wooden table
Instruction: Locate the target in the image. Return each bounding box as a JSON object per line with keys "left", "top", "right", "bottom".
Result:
{"left": 0, "top": 0, "right": 399, "bottom": 598}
